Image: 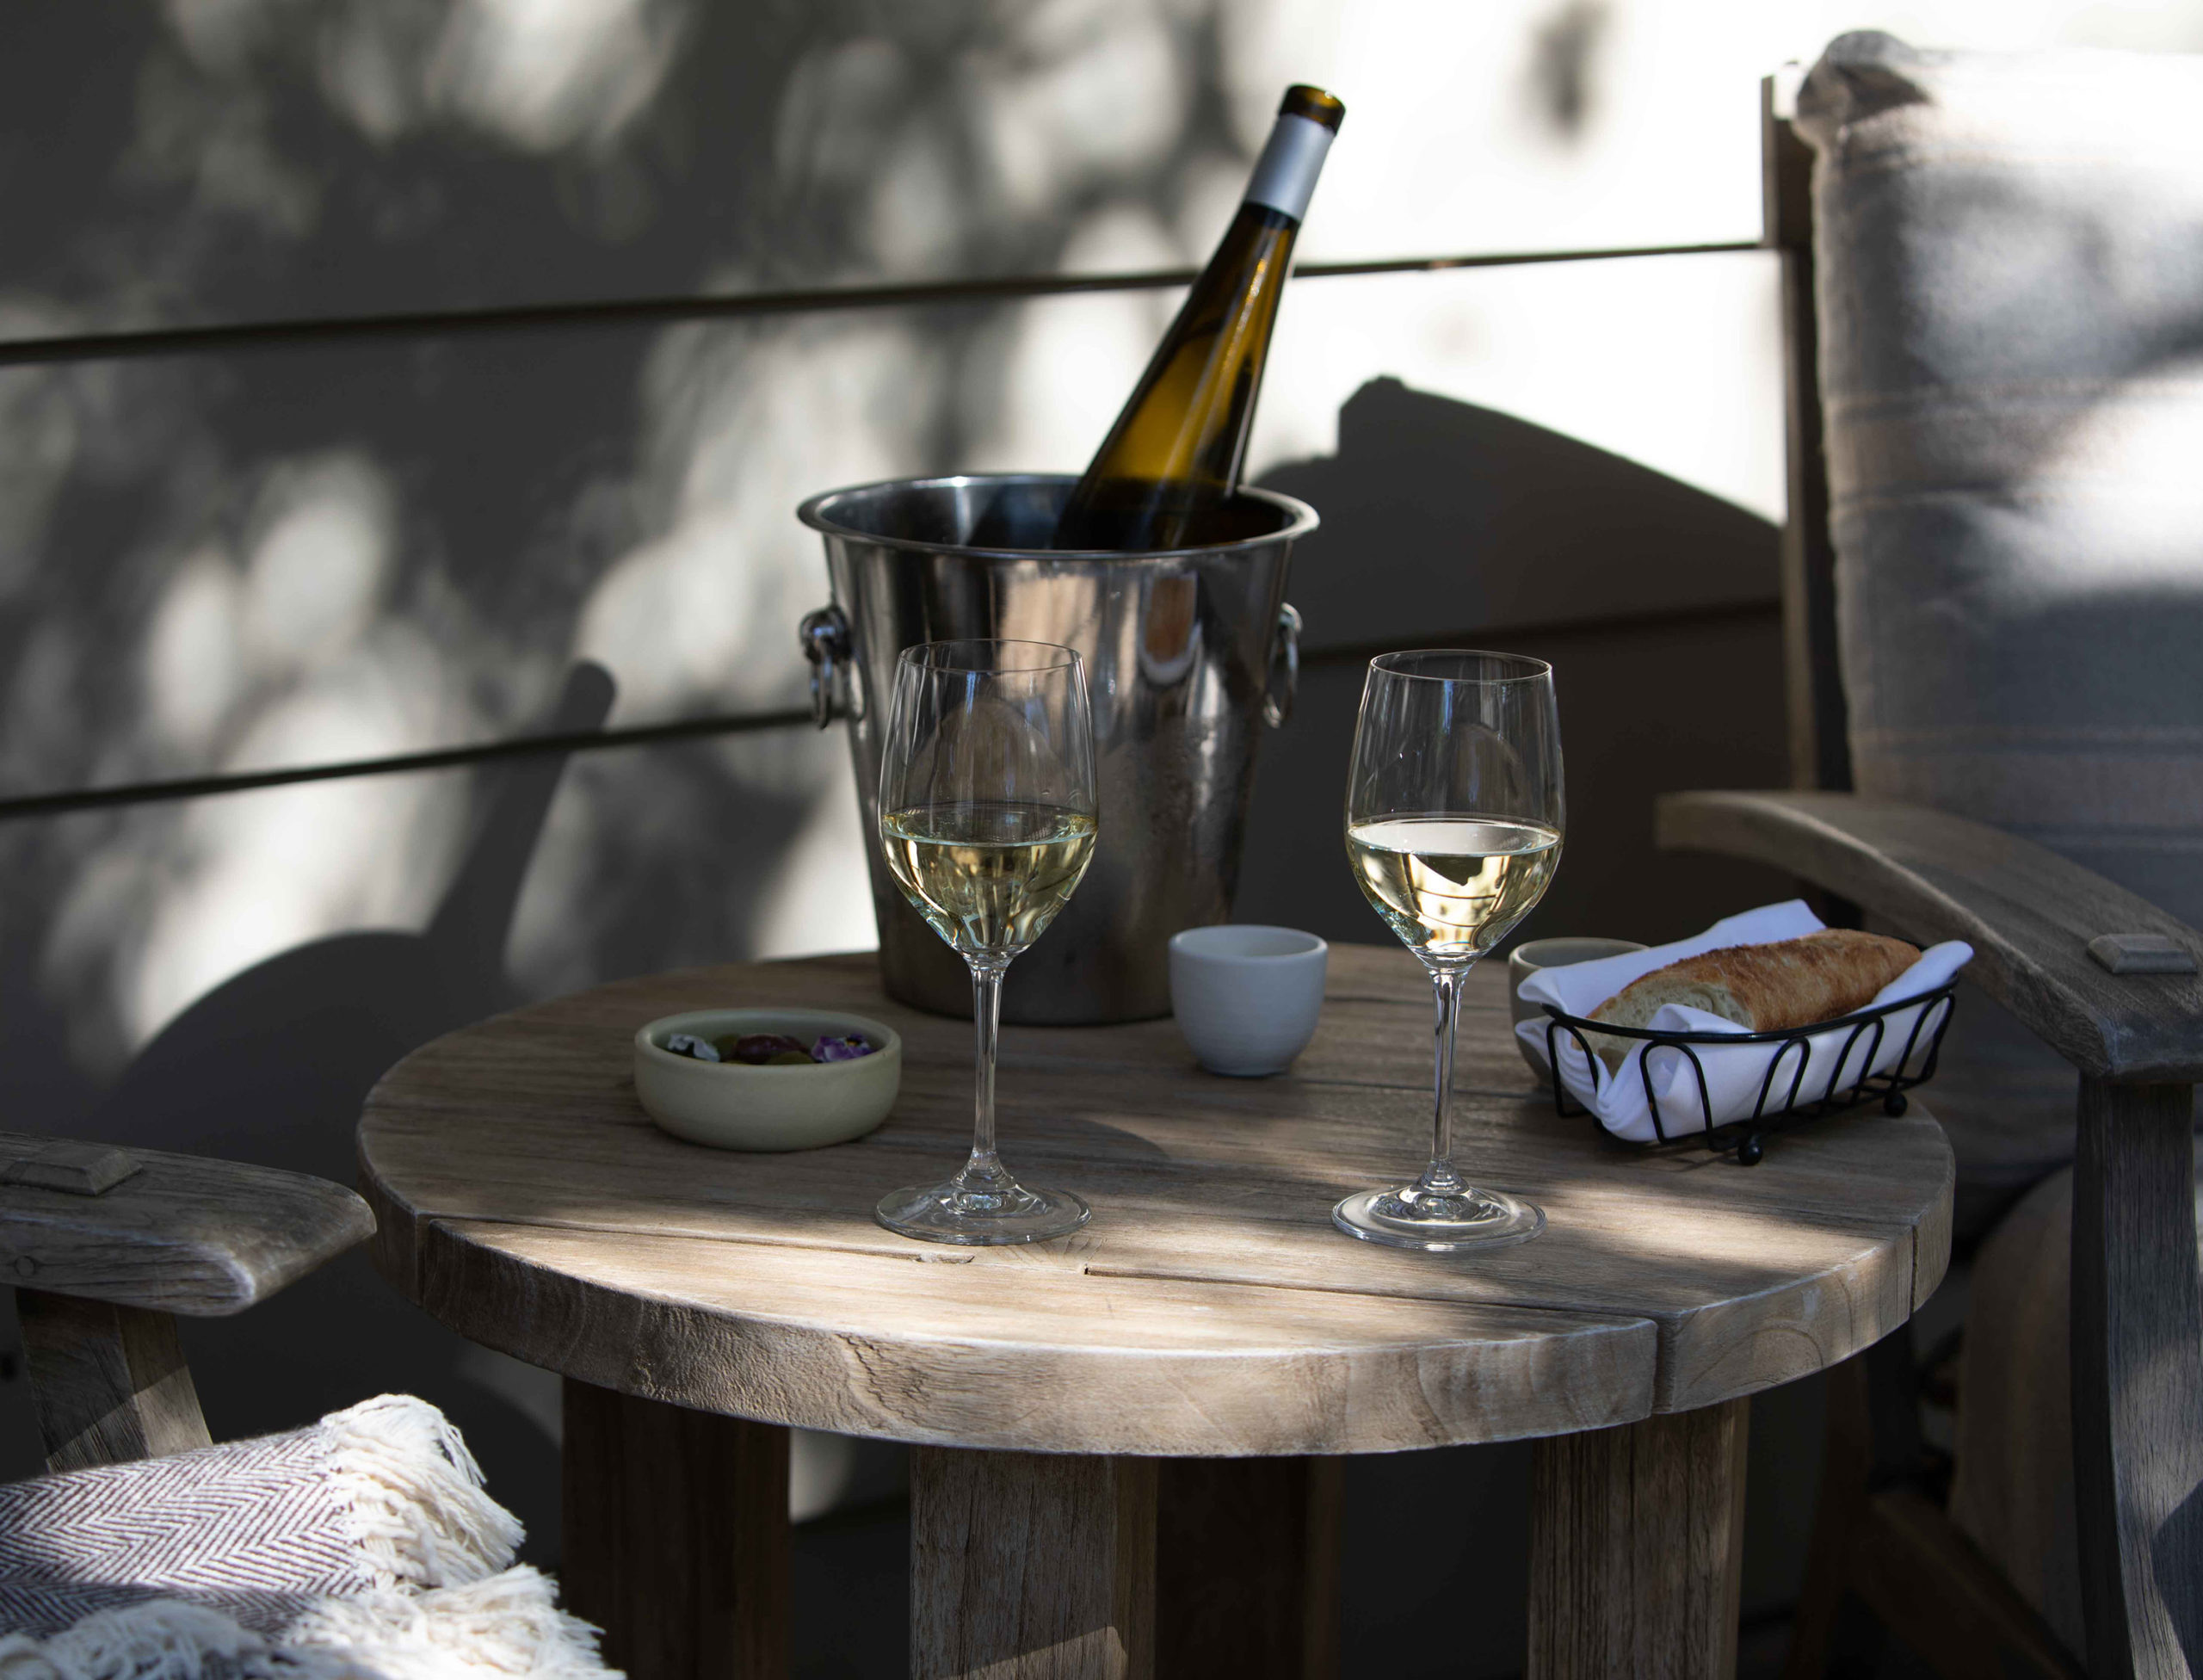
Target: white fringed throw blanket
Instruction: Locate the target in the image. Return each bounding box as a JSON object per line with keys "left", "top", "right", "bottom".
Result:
{"left": 0, "top": 1396, "right": 610, "bottom": 1680}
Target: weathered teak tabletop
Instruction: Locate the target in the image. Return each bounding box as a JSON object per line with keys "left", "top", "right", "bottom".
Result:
{"left": 359, "top": 944, "right": 1953, "bottom": 1680}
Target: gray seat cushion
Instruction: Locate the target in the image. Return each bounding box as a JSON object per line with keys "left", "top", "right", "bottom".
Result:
{"left": 1799, "top": 32, "right": 2203, "bottom": 1200}
{"left": 1797, "top": 31, "right": 2203, "bottom": 933}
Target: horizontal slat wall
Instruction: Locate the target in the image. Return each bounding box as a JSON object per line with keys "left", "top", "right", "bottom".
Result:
{"left": 0, "top": 249, "right": 1787, "bottom": 1098}
{"left": 0, "top": 252, "right": 1782, "bottom": 794}
{"left": 0, "top": 3, "right": 1779, "bottom": 335}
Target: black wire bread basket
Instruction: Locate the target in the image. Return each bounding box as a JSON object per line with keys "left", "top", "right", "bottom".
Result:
{"left": 1540, "top": 985, "right": 1959, "bottom": 1165}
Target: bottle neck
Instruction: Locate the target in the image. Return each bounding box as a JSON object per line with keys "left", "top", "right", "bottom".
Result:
{"left": 1242, "top": 113, "right": 1335, "bottom": 225}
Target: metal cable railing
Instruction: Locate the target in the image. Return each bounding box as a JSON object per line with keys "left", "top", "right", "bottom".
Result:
{"left": 0, "top": 240, "right": 1759, "bottom": 368}
{"left": 0, "top": 708, "right": 814, "bottom": 823}
{"left": 0, "top": 235, "right": 1765, "bottom": 822}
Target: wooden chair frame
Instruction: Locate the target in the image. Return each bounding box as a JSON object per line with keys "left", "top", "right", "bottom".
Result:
{"left": 1654, "top": 81, "right": 2203, "bottom": 1680}
{"left": 2, "top": 1130, "right": 370, "bottom": 1472}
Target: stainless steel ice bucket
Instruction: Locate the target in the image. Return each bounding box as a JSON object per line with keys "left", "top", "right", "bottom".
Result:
{"left": 797, "top": 474, "right": 1316, "bottom": 1024}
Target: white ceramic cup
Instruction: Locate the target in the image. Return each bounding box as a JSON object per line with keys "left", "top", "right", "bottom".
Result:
{"left": 1168, "top": 925, "right": 1329, "bottom": 1077}
{"left": 1507, "top": 937, "right": 1647, "bottom": 1084}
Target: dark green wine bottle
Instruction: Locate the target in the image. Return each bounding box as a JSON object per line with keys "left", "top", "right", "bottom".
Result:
{"left": 1053, "top": 84, "right": 1344, "bottom": 552}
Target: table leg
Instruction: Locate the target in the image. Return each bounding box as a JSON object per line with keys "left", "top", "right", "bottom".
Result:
{"left": 561, "top": 1377, "right": 791, "bottom": 1680}
{"left": 911, "top": 1445, "right": 1156, "bottom": 1680}
{"left": 1528, "top": 1399, "right": 1750, "bottom": 1680}
{"left": 1154, "top": 1457, "right": 1342, "bottom": 1680}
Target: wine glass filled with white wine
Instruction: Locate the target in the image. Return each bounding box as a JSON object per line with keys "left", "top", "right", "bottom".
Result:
{"left": 1336, "top": 651, "right": 1564, "bottom": 1251}
{"left": 874, "top": 641, "right": 1100, "bottom": 1245}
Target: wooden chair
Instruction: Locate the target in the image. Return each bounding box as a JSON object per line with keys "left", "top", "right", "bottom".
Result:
{"left": 1, "top": 1128, "right": 370, "bottom": 1472}
{"left": 1654, "top": 58, "right": 2203, "bottom": 1680}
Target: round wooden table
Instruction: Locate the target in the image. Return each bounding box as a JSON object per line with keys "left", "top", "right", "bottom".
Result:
{"left": 359, "top": 945, "right": 1952, "bottom": 1680}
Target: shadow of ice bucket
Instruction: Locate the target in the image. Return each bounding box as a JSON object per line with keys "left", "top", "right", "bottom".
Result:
{"left": 799, "top": 474, "right": 1317, "bottom": 1024}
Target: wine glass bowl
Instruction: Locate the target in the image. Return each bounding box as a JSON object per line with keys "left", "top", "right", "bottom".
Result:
{"left": 1336, "top": 650, "right": 1564, "bottom": 1251}
{"left": 873, "top": 640, "right": 1100, "bottom": 1245}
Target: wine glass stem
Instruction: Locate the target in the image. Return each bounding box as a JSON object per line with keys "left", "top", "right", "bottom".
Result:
{"left": 1419, "top": 965, "right": 1468, "bottom": 1196}
{"left": 960, "top": 956, "right": 1012, "bottom": 1191}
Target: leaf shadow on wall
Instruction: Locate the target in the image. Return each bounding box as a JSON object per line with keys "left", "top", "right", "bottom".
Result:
{"left": 0, "top": 0, "right": 1255, "bottom": 1072}
{"left": 2, "top": 664, "right": 617, "bottom": 1561}
{"left": 0, "top": 0, "right": 1254, "bottom": 1595}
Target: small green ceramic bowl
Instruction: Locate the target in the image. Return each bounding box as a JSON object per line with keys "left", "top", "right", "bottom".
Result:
{"left": 633, "top": 1008, "right": 902, "bottom": 1152}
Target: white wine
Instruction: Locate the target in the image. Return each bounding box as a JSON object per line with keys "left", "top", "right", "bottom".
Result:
{"left": 1346, "top": 816, "right": 1562, "bottom": 963}
{"left": 882, "top": 801, "right": 1098, "bottom": 959}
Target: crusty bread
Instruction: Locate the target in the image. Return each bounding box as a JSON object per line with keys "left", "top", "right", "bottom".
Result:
{"left": 1587, "top": 930, "right": 1920, "bottom": 1062}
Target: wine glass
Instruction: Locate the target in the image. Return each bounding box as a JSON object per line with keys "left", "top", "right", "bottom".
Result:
{"left": 873, "top": 640, "right": 1100, "bottom": 1245}
{"left": 1336, "top": 650, "right": 1564, "bottom": 1251}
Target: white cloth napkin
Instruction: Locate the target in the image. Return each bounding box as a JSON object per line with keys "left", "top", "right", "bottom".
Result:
{"left": 1512, "top": 901, "right": 1972, "bottom": 1142}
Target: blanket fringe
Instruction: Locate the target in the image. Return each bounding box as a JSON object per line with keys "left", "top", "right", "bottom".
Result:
{"left": 291, "top": 1572, "right": 609, "bottom": 1680}
{"left": 318, "top": 1400, "right": 522, "bottom": 1593}
{"left": 0, "top": 1599, "right": 347, "bottom": 1680}
{"left": 0, "top": 1572, "right": 608, "bottom": 1680}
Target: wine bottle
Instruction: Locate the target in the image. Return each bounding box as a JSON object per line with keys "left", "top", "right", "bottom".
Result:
{"left": 1053, "top": 83, "right": 1344, "bottom": 552}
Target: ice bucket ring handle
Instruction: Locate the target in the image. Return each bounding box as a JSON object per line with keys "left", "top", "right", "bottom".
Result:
{"left": 799, "top": 605, "right": 849, "bottom": 728}
{"left": 1263, "top": 602, "right": 1301, "bottom": 729}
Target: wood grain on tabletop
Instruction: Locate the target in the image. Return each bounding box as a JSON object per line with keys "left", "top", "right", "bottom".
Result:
{"left": 360, "top": 946, "right": 1953, "bottom": 1452}
{"left": 0, "top": 1128, "right": 373, "bottom": 1317}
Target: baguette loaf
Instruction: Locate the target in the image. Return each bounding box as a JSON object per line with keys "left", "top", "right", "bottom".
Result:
{"left": 1586, "top": 930, "right": 1920, "bottom": 1061}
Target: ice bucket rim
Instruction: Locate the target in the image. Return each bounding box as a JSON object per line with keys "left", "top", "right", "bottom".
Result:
{"left": 796, "top": 472, "right": 1318, "bottom": 561}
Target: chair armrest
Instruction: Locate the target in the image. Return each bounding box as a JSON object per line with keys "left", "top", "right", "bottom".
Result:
{"left": 1655, "top": 791, "right": 2203, "bottom": 1084}
{"left": 0, "top": 1131, "right": 373, "bottom": 1315}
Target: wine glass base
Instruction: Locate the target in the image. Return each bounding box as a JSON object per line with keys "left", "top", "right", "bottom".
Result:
{"left": 1330, "top": 1185, "right": 1546, "bottom": 1252}
{"left": 876, "top": 1180, "right": 1091, "bottom": 1246}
